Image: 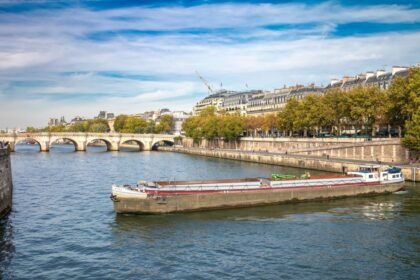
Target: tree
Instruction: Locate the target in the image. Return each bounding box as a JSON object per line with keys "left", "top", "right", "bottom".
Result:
{"left": 26, "top": 127, "right": 39, "bottom": 133}
{"left": 278, "top": 98, "right": 299, "bottom": 136}
{"left": 244, "top": 116, "right": 263, "bottom": 137}
{"left": 402, "top": 112, "right": 420, "bottom": 151}
{"left": 219, "top": 113, "right": 244, "bottom": 140}
{"left": 67, "top": 121, "right": 89, "bottom": 132}
{"left": 182, "top": 116, "right": 202, "bottom": 142}
{"left": 145, "top": 120, "right": 156, "bottom": 134}
{"left": 114, "top": 115, "right": 128, "bottom": 132}
{"left": 386, "top": 67, "right": 420, "bottom": 136}
{"left": 87, "top": 119, "right": 110, "bottom": 133}
{"left": 121, "top": 116, "right": 147, "bottom": 133}
{"left": 346, "top": 86, "right": 386, "bottom": 136}
{"left": 261, "top": 114, "right": 278, "bottom": 136}
{"left": 88, "top": 123, "right": 109, "bottom": 133}
{"left": 322, "top": 88, "right": 350, "bottom": 135}
{"left": 156, "top": 115, "right": 173, "bottom": 134}
{"left": 48, "top": 125, "right": 66, "bottom": 132}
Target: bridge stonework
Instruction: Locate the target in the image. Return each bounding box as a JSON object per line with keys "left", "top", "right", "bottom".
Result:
{"left": 0, "top": 133, "right": 175, "bottom": 152}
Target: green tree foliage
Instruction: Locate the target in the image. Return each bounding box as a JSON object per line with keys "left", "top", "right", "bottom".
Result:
{"left": 67, "top": 121, "right": 89, "bottom": 132}
{"left": 88, "top": 122, "right": 109, "bottom": 133}
{"left": 26, "top": 127, "right": 43, "bottom": 133}
{"left": 112, "top": 115, "right": 160, "bottom": 134}
{"left": 321, "top": 88, "right": 349, "bottom": 134}
{"left": 277, "top": 98, "right": 299, "bottom": 136}
{"left": 387, "top": 68, "right": 420, "bottom": 125}
{"left": 67, "top": 119, "right": 110, "bottom": 133}
{"left": 113, "top": 115, "right": 128, "bottom": 132}
{"left": 156, "top": 115, "right": 173, "bottom": 134}
{"left": 121, "top": 116, "right": 147, "bottom": 133}
{"left": 219, "top": 113, "right": 244, "bottom": 141}
{"left": 182, "top": 106, "right": 244, "bottom": 142}
{"left": 182, "top": 116, "right": 202, "bottom": 142}
{"left": 402, "top": 112, "right": 420, "bottom": 151}
{"left": 346, "top": 86, "right": 386, "bottom": 136}
{"left": 48, "top": 124, "right": 66, "bottom": 132}
{"left": 87, "top": 119, "right": 110, "bottom": 133}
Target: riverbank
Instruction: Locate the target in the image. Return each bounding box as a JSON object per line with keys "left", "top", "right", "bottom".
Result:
{"left": 159, "top": 146, "right": 420, "bottom": 182}
{"left": 0, "top": 148, "right": 13, "bottom": 218}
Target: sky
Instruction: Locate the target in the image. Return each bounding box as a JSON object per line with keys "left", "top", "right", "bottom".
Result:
{"left": 0, "top": 0, "right": 419, "bottom": 128}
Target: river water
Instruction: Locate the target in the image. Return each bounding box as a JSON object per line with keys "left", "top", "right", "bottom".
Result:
{"left": 1, "top": 144, "right": 419, "bottom": 279}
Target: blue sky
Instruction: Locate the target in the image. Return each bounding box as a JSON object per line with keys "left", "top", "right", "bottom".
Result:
{"left": 0, "top": 0, "right": 419, "bottom": 128}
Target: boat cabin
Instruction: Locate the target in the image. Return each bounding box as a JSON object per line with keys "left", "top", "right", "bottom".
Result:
{"left": 348, "top": 165, "right": 403, "bottom": 183}
{"left": 358, "top": 165, "right": 380, "bottom": 173}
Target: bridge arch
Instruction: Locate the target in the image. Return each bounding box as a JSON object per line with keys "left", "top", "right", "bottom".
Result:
{"left": 151, "top": 139, "right": 174, "bottom": 151}
{"left": 120, "top": 139, "right": 145, "bottom": 152}
{"left": 49, "top": 137, "right": 79, "bottom": 152}
{"left": 86, "top": 138, "right": 113, "bottom": 152}
{"left": 15, "top": 138, "right": 41, "bottom": 152}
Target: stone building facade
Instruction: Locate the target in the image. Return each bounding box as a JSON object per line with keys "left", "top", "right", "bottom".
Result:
{"left": 246, "top": 84, "right": 324, "bottom": 116}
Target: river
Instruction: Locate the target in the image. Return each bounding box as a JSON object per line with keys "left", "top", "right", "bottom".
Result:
{"left": 1, "top": 144, "right": 419, "bottom": 279}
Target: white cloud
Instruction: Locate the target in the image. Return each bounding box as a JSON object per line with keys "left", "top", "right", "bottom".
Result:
{"left": 0, "top": 1, "right": 419, "bottom": 128}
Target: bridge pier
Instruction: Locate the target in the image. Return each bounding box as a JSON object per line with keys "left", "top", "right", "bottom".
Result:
{"left": 109, "top": 142, "right": 119, "bottom": 151}
{"left": 76, "top": 141, "right": 86, "bottom": 152}
{"left": 40, "top": 142, "right": 49, "bottom": 152}
{"left": 8, "top": 142, "right": 16, "bottom": 152}
{"left": 143, "top": 141, "right": 152, "bottom": 151}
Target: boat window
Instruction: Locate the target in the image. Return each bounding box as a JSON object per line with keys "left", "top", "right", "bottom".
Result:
{"left": 369, "top": 175, "right": 373, "bottom": 179}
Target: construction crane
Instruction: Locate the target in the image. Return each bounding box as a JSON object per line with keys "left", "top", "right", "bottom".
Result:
{"left": 195, "top": 71, "right": 214, "bottom": 94}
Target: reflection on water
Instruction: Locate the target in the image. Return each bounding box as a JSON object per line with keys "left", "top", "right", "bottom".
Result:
{"left": 2, "top": 144, "right": 420, "bottom": 279}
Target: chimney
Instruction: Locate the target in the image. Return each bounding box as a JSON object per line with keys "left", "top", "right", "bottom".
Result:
{"left": 392, "top": 66, "right": 408, "bottom": 75}
{"left": 376, "top": 69, "right": 386, "bottom": 77}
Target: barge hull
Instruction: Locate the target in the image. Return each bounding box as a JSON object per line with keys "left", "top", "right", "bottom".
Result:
{"left": 113, "top": 182, "right": 403, "bottom": 214}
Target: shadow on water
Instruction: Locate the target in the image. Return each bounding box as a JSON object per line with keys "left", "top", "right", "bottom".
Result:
{"left": 50, "top": 143, "right": 75, "bottom": 153}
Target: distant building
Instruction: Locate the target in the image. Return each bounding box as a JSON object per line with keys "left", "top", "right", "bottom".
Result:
{"left": 106, "top": 113, "right": 115, "bottom": 119}
{"left": 97, "top": 111, "right": 106, "bottom": 119}
{"left": 192, "top": 90, "right": 236, "bottom": 115}
{"left": 221, "top": 90, "right": 263, "bottom": 115}
{"left": 325, "top": 66, "right": 409, "bottom": 91}
{"left": 48, "top": 118, "right": 59, "bottom": 127}
{"left": 142, "top": 111, "right": 155, "bottom": 121}
{"left": 170, "top": 111, "right": 192, "bottom": 135}
{"left": 246, "top": 84, "right": 324, "bottom": 116}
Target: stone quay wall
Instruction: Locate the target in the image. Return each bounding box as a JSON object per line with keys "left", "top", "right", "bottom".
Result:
{"left": 181, "top": 137, "right": 410, "bottom": 163}
{"left": 0, "top": 148, "right": 13, "bottom": 218}
{"left": 159, "top": 147, "right": 420, "bottom": 182}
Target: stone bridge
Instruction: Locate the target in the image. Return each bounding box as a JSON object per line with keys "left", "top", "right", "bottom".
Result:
{"left": 0, "top": 132, "right": 176, "bottom": 152}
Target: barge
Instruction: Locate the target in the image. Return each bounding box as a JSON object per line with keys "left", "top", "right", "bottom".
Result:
{"left": 111, "top": 166, "right": 404, "bottom": 214}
